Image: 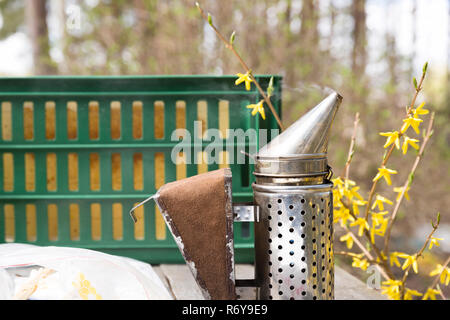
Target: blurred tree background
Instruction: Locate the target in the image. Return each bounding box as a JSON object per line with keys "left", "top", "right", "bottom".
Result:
{"left": 0, "top": 0, "right": 448, "bottom": 289}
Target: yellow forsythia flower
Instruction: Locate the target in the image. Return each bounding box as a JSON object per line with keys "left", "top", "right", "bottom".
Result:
{"left": 412, "top": 102, "right": 429, "bottom": 119}
{"left": 422, "top": 288, "right": 441, "bottom": 300}
{"left": 371, "top": 211, "right": 388, "bottom": 226}
{"left": 379, "top": 131, "right": 400, "bottom": 149}
{"left": 352, "top": 199, "right": 367, "bottom": 216}
{"left": 246, "top": 100, "right": 265, "bottom": 120}
{"left": 235, "top": 71, "right": 253, "bottom": 91}
{"left": 404, "top": 288, "right": 422, "bottom": 300}
{"left": 402, "top": 136, "right": 420, "bottom": 154}
{"left": 352, "top": 256, "right": 370, "bottom": 271}
{"left": 332, "top": 177, "right": 344, "bottom": 188}
{"left": 429, "top": 264, "right": 450, "bottom": 286}
{"left": 401, "top": 116, "right": 423, "bottom": 134}
{"left": 371, "top": 195, "right": 393, "bottom": 211}
{"left": 373, "top": 167, "right": 398, "bottom": 185}
{"left": 428, "top": 237, "right": 443, "bottom": 250}
{"left": 390, "top": 252, "right": 403, "bottom": 267}
{"left": 350, "top": 217, "right": 370, "bottom": 237}
{"left": 381, "top": 279, "right": 402, "bottom": 300}
{"left": 398, "top": 253, "right": 419, "bottom": 274}
{"left": 393, "top": 186, "right": 410, "bottom": 201}
{"left": 339, "top": 232, "right": 354, "bottom": 249}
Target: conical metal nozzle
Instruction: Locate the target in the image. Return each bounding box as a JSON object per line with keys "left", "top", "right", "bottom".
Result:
{"left": 257, "top": 91, "right": 342, "bottom": 157}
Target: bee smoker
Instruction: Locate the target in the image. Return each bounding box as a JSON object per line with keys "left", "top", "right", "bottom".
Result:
{"left": 129, "top": 91, "right": 342, "bottom": 300}
{"left": 252, "top": 91, "right": 342, "bottom": 300}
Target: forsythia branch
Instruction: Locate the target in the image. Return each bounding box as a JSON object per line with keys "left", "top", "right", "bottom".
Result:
{"left": 399, "top": 212, "right": 441, "bottom": 299}
{"left": 383, "top": 112, "right": 435, "bottom": 255}
{"left": 195, "top": 2, "right": 285, "bottom": 131}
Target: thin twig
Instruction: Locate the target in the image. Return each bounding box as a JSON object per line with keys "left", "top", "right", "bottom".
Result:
{"left": 383, "top": 112, "right": 435, "bottom": 255}
{"left": 196, "top": 2, "right": 285, "bottom": 131}
{"left": 335, "top": 251, "right": 378, "bottom": 264}
{"left": 363, "top": 69, "right": 427, "bottom": 221}
{"left": 344, "top": 112, "right": 360, "bottom": 182}
{"left": 427, "top": 255, "right": 450, "bottom": 300}
{"left": 399, "top": 214, "right": 440, "bottom": 299}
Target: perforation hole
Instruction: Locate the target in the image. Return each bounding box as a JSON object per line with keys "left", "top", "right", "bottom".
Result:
{"left": 90, "top": 203, "right": 101, "bottom": 241}
{"left": 90, "top": 153, "right": 100, "bottom": 191}
{"left": 112, "top": 203, "right": 123, "bottom": 240}
{"left": 68, "top": 153, "right": 78, "bottom": 191}
{"left": 277, "top": 210, "right": 282, "bottom": 215}
{"left": 132, "top": 101, "right": 143, "bottom": 139}
{"left": 1, "top": 102, "right": 12, "bottom": 140}
{"left": 289, "top": 205, "right": 294, "bottom": 209}
{"left": 47, "top": 153, "right": 57, "bottom": 191}
{"left": 133, "top": 153, "right": 143, "bottom": 190}
{"left": 23, "top": 102, "right": 34, "bottom": 140}
{"left": 26, "top": 204, "right": 36, "bottom": 242}
{"left": 155, "top": 100, "right": 165, "bottom": 139}
{"left": 301, "top": 199, "right": 305, "bottom": 204}
{"left": 89, "top": 101, "right": 99, "bottom": 140}
{"left": 67, "top": 101, "right": 77, "bottom": 140}
{"left": 133, "top": 202, "right": 145, "bottom": 240}
{"left": 277, "top": 199, "right": 282, "bottom": 203}
{"left": 48, "top": 204, "right": 58, "bottom": 241}
{"left": 111, "top": 153, "right": 122, "bottom": 191}
{"left": 45, "top": 101, "right": 56, "bottom": 140}
{"left": 69, "top": 203, "right": 79, "bottom": 241}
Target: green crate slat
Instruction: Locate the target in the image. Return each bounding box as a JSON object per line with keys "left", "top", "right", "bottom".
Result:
{"left": 0, "top": 75, "right": 282, "bottom": 264}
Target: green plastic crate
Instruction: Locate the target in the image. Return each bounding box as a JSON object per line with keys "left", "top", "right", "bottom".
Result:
{"left": 0, "top": 75, "right": 282, "bottom": 263}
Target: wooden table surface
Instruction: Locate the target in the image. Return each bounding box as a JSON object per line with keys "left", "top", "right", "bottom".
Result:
{"left": 153, "top": 264, "right": 386, "bottom": 300}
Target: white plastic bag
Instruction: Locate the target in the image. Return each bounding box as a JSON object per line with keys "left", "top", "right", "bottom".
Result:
{"left": 0, "top": 243, "right": 173, "bottom": 300}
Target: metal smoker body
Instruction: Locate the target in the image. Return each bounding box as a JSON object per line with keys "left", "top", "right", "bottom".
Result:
{"left": 252, "top": 91, "right": 342, "bottom": 300}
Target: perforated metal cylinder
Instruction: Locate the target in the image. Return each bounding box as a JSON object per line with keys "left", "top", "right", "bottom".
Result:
{"left": 253, "top": 183, "right": 334, "bottom": 300}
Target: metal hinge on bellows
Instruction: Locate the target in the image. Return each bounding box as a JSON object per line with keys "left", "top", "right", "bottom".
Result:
{"left": 233, "top": 203, "right": 259, "bottom": 222}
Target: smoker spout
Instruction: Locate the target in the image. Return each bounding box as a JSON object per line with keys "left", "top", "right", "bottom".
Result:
{"left": 257, "top": 91, "right": 342, "bottom": 157}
